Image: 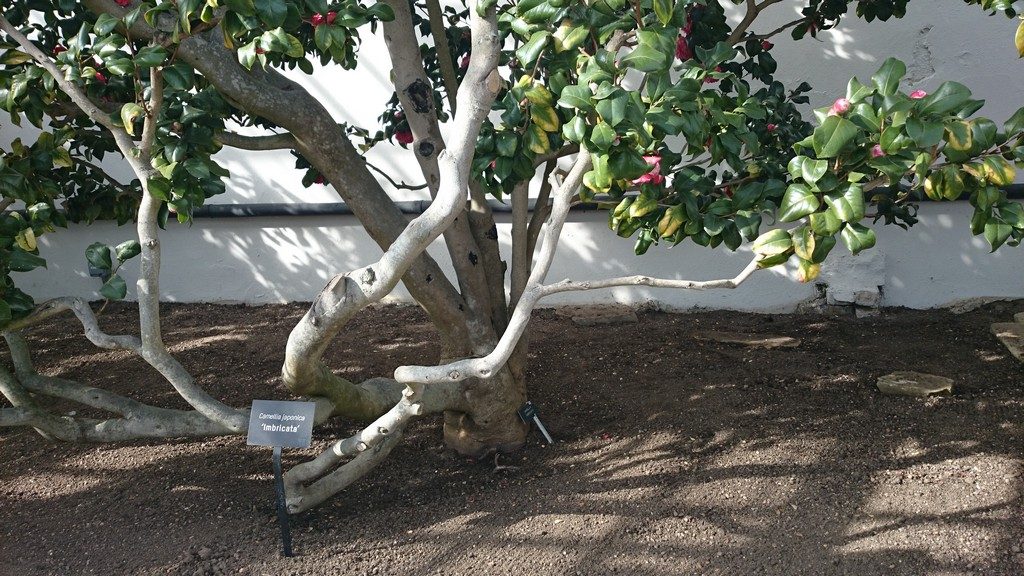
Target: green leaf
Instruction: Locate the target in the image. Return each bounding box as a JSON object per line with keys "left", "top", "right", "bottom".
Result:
{"left": 812, "top": 116, "right": 859, "bottom": 159}
{"left": 99, "top": 274, "right": 128, "bottom": 300}
{"left": 751, "top": 228, "right": 793, "bottom": 257}
{"left": 801, "top": 158, "right": 828, "bottom": 186}
{"left": 8, "top": 248, "right": 47, "bottom": 272}
{"left": 840, "top": 223, "right": 876, "bottom": 255}
{"left": 596, "top": 92, "right": 628, "bottom": 127}
{"left": 984, "top": 220, "right": 1013, "bottom": 251}
{"left": 611, "top": 148, "right": 653, "bottom": 181}
{"left": 871, "top": 57, "right": 906, "bottom": 96}
{"left": 86, "top": 242, "right": 112, "bottom": 271}
{"left": 253, "top": 0, "right": 287, "bottom": 27}
{"left": 1007, "top": 104, "right": 1024, "bottom": 134}
{"left": 653, "top": 0, "right": 674, "bottom": 26}
{"left": 823, "top": 184, "right": 865, "bottom": 222}
{"left": 919, "top": 81, "right": 972, "bottom": 116}
{"left": 120, "top": 103, "right": 145, "bottom": 137}
{"left": 810, "top": 234, "right": 837, "bottom": 264}
{"left": 134, "top": 46, "right": 167, "bottom": 68}
{"left": 778, "top": 184, "right": 820, "bottom": 223}
{"left": 515, "top": 31, "right": 550, "bottom": 67}
{"left": 94, "top": 13, "right": 120, "bottom": 36}
{"left": 557, "top": 85, "right": 593, "bottom": 111}
{"left": 552, "top": 23, "right": 589, "bottom": 53}
{"left": 906, "top": 117, "right": 944, "bottom": 147}
{"left": 620, "top": 44, "right": 670, "bottom": 73}
{"left": 115, "top": 240, "right": 142, "bottom": 262}
{"left": 588, "top": 121, "right": 616, "bottom": 152}
{"left": 846, "top": 77, "right": 874, "bottom": 103}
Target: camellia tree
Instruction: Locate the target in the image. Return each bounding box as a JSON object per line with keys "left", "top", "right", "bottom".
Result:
{"left": 0, "top": 0, "right": 1022, "bottom": 512}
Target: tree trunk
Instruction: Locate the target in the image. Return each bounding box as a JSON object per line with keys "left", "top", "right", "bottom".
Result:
{"left": 443, "top": 364, "right": 528, "bottom": 456}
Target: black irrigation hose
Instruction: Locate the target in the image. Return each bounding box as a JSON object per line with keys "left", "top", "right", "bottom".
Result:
{"left": 192, "top": 184, "right": 1024, "bottom": 218}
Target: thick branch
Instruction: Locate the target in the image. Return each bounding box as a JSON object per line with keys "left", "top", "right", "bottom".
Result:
{"left": 215, "top": 130, "right": 297, "bottom": 151}
{"left": 426, "top": 0, "right": 459, "bottom": 115}
{"left": 284, "top": 399, "right": 416, "bottom": 513}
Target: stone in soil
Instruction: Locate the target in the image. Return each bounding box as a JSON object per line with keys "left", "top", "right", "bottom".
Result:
{"left": 876, "top": 371, "right": 954, "bottom": 397}
{"left": 991, "top": 322, "right": 1024, "bottom": 362}
{"left": 695, "top": 330, "right": 801, "bottom": 349}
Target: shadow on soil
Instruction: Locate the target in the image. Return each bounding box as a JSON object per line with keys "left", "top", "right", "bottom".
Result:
{"left": 1, "top": 302, "right": 1023, "bottom": 575}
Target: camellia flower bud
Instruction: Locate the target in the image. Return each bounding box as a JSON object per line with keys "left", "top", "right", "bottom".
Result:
{"left": 909, "top": 89, "right": 928, "bottom": 99}
{"left": 395, "top": 130, "right": 414, "bottom": 145}
{"left": 761, "top": 40, "right": 774, "bottom": 51}
{"left": 766, "top": 123, "right": 777, "bottom": 133}
{"left": 311, "top": 13, "right": 325, "bottom": 26}
{"left": 871, "top": 144, "right": 885, "bottom": 158}
{"left": 830, "top": 98, "right": 851, "bottom": 115}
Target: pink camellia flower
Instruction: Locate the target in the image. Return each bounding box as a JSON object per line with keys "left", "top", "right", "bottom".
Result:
{"left": 632, "top": 155, "right": 665, "bottom": 186}
{"left": 310, "top": 13, "right": 325, "bottom": 26}
{"left": 94, "top": 71, "right": 108, "bottom": 85}
{"left": 761, "top": 40, "right": 774, "bottom": 51}
{"left": 766, "top": 123, "right": 777, "bottom": 133}
{"left": 909, "top": 89, "right": 928, "bottom": 99}
{"left": 460, "top": 54, "right": 470, "bottom": 69}
{"left": 675, "top": 36, "right": 693, "bottom": 61}
{"left": 115, "top": 0, "right": 131, "bottom": 6}
{"left": 683, "top": 14, "right": 693, "bottom": 35}
{"left": 326, "top": 11, "right": 337, "bottom": 25}
{"left": 52, "top": 45, "right": 67, "bottom": 56}
{"left": 870, "top": 144, "right": 885, "bottom": 158}
{"left": 395, "top": 130, "right": 414, "bottom": 145}
{"left": 830, "top": 98, "right": 851, "bottom": 115}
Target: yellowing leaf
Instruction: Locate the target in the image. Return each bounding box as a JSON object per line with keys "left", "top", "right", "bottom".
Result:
{"left": 1016, "top": 19, "right": 1024, "bottom": 58}
{"left": 15, "top": 228, "right": 36, "bottom": 252}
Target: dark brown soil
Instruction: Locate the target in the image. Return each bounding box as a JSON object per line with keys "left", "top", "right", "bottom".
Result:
{"left": 2, "top": 302, "right": 1024, "bottom": 576}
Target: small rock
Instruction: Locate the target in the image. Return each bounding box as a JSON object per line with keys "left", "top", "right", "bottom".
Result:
{"left": 991, "top": 322, "right": 1024, "bottom": 362}
{"left": 696, "top": 331, "right": 800, "bottom": 349}
{"left": 855, "top": 307, "right": 881, "bottom": 319}
{"left": 876, "top": 371, "right": 954, "bottom": 397}
{"left": 946, "top": 297, "right": 1013, "bottom": 314}
{"left": 198, "top": 547, "right": 212, "bottom": 560}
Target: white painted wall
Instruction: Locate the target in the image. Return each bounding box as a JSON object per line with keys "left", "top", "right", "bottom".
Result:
{"left": 8, "top": 1, "right": 1024, "bottom": 309}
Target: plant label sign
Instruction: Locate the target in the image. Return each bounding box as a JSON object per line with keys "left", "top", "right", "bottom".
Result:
{"left": 517, "top": 400, "right": 554, "bottom": 445}
{"left": 246, "top": 400, "right": 316, "bottom": 449}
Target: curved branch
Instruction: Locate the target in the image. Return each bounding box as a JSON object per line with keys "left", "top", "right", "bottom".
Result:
{"left": 726, "top": 0, "right": 785, "bottom": 45}
{"left": 394, "top": 150, "right": 763, "bottom": 387}
{"left": 284, "top": 399, "right": 416, "bottom": 513}
{"left": 365, "top": 161, "right": 429, "bottom": 191}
